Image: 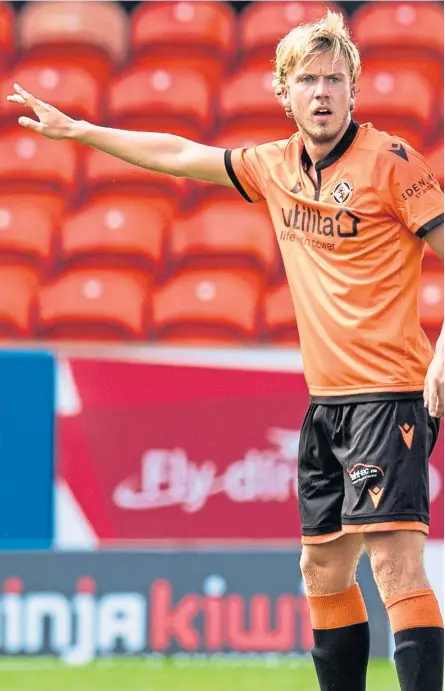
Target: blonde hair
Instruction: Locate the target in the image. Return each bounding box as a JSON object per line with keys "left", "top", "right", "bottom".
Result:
{"left": 272, "top": 11, "right": 361, "bottom": 118}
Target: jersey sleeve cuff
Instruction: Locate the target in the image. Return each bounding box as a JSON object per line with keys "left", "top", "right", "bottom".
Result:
{"left": 224, "top": 150, "right": 253, "bottom": 203}
{"left": 416, "top": 213, "right": 444, "bottom": 238}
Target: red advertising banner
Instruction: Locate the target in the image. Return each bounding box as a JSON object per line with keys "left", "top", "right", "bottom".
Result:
{"left": 59, "top": 357, "right": 444, "bottom": 544}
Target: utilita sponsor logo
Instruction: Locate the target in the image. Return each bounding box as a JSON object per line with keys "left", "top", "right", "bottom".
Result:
{"left": 113, "top": 428, "right": 300, "bottom": 512}
{"left": 0, "top": 575, "right": 313, "bottom": 660}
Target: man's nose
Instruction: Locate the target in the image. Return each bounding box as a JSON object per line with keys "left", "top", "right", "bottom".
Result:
{"left": 314, "top": 77, "right": 329, "bottom": 98}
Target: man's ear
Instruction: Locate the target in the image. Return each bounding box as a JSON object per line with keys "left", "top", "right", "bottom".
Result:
{"left": 282, "top": 87, "right": 290, "bottom": 108}
{"left": 350, "top": 84, "right": 356, "bottom": 111}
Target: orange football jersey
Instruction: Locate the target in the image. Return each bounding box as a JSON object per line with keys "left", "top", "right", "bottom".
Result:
{"left": 225, "top": 121, "right": 444, "bottom": 399}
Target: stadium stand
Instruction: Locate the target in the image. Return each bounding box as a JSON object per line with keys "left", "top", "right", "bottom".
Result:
{"left": 239, "top": 1, "right": 344, "bottom": 70}
{"left": 108, "top": 61, "right": 215, "bottom": 140}
{"left": 0, "top": 127, "right": 79, "bottom": 199}
{"left": 0, "top": 60, "right": 103, "bottom": 124}
{"left": 0, "top": 196, "right": 55, "bottom": 272}
{"left": 0, "top": 0, "right": 442, "bottom": 345}
{"left": 0, "top": 1, "right": 15, "bottom": 69}
{"left": 354, "top": 67, "right": 435, "bottom": 151}
{"left": 37, "top": 268, "right": 152, "bottom": 341}
{"left": 131, "top": 1, "right": 238, "bottom": 86}
{"left": 419, "top": 271, "right": 444, "bottom": 328}
{"left": 264, "top": 281, "right": 300, "bottom": 346}
{"left": 0, "top": 265, "right": 39, "bottom": 338}
{"left": 17, "top": 1, "right": 128, "bottom": 82}
{"left": 153, "top": 268, "right": 264, "bottom": 344}
{"left": 169, "top": 198, "right": 278, "bottom": 279}
{"left": 351, "top": 2, "right": 444, "bottom": 93}
{"left": 59, "top": 196, "right": 169, "bottom": 276}
{"left": 83, "top": 147, "right": 186, "bottom": 211}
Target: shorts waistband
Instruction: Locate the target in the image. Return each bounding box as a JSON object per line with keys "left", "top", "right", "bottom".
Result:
{"left": 310, "top": 391, "right": 423, "bottom": 406}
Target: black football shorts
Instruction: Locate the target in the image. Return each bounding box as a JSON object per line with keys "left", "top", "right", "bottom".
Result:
{"left": 297, "top": 394, "right": 440, "bottom": 544}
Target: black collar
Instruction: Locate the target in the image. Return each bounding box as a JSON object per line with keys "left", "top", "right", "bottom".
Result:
{"left": 301, "top": 120, "right": 360, "bottom": 172}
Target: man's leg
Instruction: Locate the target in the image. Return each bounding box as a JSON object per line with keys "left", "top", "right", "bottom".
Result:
{"left": 365, "top": 530, "right": 444, "bottom": 691}
{"left": 301, "top": 533, "right": 369, "bottom": 691}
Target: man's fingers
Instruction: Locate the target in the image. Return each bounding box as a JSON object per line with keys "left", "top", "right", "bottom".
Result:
{"left": 13, "top": 83, "right": 40, "bottom": 109}
{"left": 18, "top": 116, "right": 43, "bottom": 133}
{"left": 7, "top": 94, "right": 26, "bottom": 105}
{"left": 428, "top": 384, "right": 440, "bottom": 418}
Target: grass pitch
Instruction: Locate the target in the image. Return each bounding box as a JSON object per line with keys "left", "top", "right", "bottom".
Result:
{"left": 0, "top": 657, "right": 399, "bottom": 691}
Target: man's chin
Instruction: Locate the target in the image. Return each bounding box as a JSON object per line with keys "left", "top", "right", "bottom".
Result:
{"left": 309, "top": 124, "right": 340, "bottom": 143}
{"left": 299, "top": 122, "right": 345, "bottom": 144}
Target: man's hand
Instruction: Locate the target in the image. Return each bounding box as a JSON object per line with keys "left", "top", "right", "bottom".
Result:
{"left": 6, "top": 83, "right": 76, "bottom": 139}
{"left": 424, "top": 354, "right": 444, "bottom": 418}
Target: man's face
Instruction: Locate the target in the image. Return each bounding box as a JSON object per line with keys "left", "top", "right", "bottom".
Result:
{"left": 283, "top": 50, "right": 354, "bottom": 145}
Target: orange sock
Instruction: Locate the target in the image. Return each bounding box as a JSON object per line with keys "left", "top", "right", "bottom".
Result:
{"left": 385, "top": 589, "right": 443, "bottom": 691}
{"left": 385, "top": 588, "right": 443, "bottom": 633}
{"left": 307, "top": 582, "right": 368, "bottom": 629}
{"left": 307, "top": 583, "right": 369, "bottom": 691}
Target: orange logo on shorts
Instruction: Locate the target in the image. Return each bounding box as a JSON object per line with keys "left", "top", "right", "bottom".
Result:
{"left": 368, "top": 486, "right": 384, "bottom": 509}
{"left": 399, "top": 424, "right": 415, "bottom": 449}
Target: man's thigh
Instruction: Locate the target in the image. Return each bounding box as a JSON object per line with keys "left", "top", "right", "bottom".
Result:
{"left": 298, "top": 403, "right": 345, "bottom": 545}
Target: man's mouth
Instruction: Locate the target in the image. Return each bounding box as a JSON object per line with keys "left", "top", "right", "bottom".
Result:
{"left": 313, "top": 108, "right": 332, "bottom": 120}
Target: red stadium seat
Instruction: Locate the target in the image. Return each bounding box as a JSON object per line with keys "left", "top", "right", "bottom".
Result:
{"left": 220, "top": 66, "right": 284, "bottom": 132}
{"left": 419, "top": 270, "right": 444, "bottom": 328}
{"left": 131, "top": 1, "right": 237, "bottom": 86}
{"left": 170, "top": 198, "right": 277, "bottom": 278}
{"left": 264, "top": 281, "right": 299, "bottom": 346}
{"left": 107, "top": 61, "right": 214, "bottom": 141}
{"left": 83, "top": 147, "right": 187, "bottom": 209}
{"left": 0, "top": 196, "right": 55, "bottom": 271}
{"left": 0, "top": 127, "right": 79, "bottom": 198}
{"left": 18, "top": 1, "right": 128, "bottom": 82}
{"left": 240, "top": 1, "right": 343, "bottom": 69}
{"left": 153, "top": 268, "right": 263, "bottom": 344}
{"left": 0, "top": 1, "right": 15, "bottom": 69}
{"left": 354, "top": 67, "right": 435, "bottom": 150}
{"left": 0, "top": 59, "right": 103, "bottom": 124}
{"left": 352, "top": 3, "right": 443, "bottom": 92}
{"left": 60, "top": 197, "right": 170, "bottom": 275}
{"left": 38, "top": 268, "right": 152, "bottom": 341}
{"left": 0, "top": 265, "right": 39, "bottom": 339}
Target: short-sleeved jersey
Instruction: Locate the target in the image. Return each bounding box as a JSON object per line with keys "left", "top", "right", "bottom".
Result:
{"left": 225, "top": 120, "right": 444, "bottom": 400}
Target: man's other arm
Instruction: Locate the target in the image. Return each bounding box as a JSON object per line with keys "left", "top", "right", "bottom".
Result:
{"left": 424, "top": 222, "right": 444, "bottom": 418}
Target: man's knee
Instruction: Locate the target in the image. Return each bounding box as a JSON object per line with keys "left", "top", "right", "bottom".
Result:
{"left": 365, "top": 530, "right": 429, "bottom": 600}
{"left": 300, "top": 534, "right": 363, "bottom": 596}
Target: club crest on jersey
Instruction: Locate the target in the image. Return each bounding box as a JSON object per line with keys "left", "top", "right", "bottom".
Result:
{"left": 331, "top": 180, "right": 353, "bottom": 205}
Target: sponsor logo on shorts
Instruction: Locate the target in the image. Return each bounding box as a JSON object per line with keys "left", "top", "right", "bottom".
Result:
{"left": 368, "top": 486, "right": 384, "bottom": 509}
{"left": 347, "top": 463, "right": 384, "bottom": 486}
{"left": 399, "top": 423, "right": 415, "bottom": 449}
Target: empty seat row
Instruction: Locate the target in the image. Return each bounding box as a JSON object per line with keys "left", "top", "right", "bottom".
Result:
{"left": 0, "top": 59, "right": 442, "bottom": 147}
{"left": 1, "top": 2, "right": 442, "bottom": 88}
{"left": 0, "top": 193, "right": 442, "bottom": 280}
{"left": 0, "top": 265, "right": 442, "bottom": 343}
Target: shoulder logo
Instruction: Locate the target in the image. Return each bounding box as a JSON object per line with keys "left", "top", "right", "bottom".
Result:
{"left": 331, "top": 180, "right": 353, "bottom": 205}
{"left": 389, "top": 142, "right": 409, "bottom": 162}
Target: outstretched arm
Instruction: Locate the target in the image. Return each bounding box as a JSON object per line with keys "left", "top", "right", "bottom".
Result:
{"left": 7, "top": 83, "right": 234, "bottom": 187}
